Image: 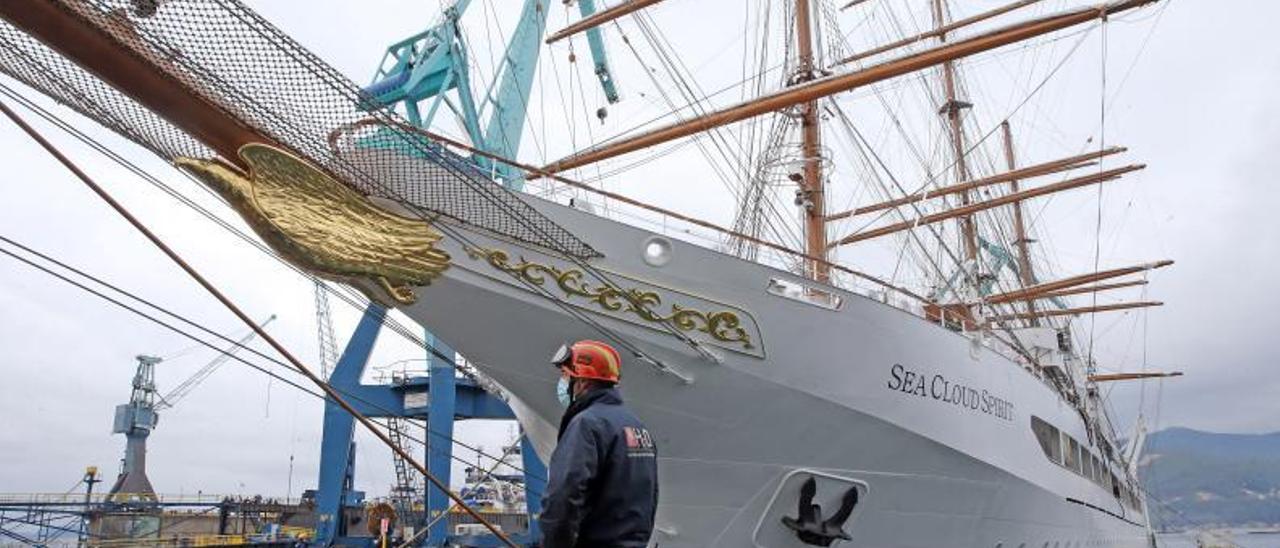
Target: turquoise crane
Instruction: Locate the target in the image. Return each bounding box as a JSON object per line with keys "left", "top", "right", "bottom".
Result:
{"left": 929, "top": 237, "right": 1067, "bottom": 310}
{"left": 361, "top": 0, "right": 620, "bottom": 189}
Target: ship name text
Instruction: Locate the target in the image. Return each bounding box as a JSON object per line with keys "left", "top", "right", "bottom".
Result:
{"left": 887, "top": 364, "right": 1014, "bottom": 422}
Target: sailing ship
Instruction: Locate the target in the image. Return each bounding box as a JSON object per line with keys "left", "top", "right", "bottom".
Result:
{"left": 0, "top": 0, "right": 1178, "bottom": 546}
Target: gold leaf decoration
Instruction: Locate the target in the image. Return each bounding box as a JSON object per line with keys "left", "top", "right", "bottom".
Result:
{"left": 467, "top": 247, "right": 753, "bottom": 349}
{"left": 176, "top": 143, "right": 450, "bottom": 305}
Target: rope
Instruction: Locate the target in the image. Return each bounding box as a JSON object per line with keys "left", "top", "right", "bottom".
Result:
{"left": 1086, "top": 11, "right": 1110, "bottom": 376}
{"left": 380, "top": 118, "right": 928, "bottom": 303}
{"left": 608, "top": 14, "right": 805, "bottom": 253}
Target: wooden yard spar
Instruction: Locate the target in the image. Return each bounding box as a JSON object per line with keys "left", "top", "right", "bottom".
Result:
{"left": 829, "top": 165, "right": 1147, "bottom": 246}
{"left": 824, "top": 147, "right": 1127, "bottom": 222}
{"left": 546, "top": 0, "right": 667, "bottom": 44}
{"left": 539, "top": 0, "right": 1159, "bottom": 175}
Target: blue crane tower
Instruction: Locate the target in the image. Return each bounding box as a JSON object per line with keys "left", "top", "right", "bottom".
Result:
{"left": 311, "top": 1, "right": 620, "bottom": 546}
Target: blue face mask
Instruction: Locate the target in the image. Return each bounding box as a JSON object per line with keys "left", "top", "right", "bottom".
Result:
{"left": 556, "top": 377, "right": 572, "bottom": 408}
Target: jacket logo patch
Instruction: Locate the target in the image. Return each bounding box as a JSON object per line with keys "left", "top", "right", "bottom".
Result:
{"left": 624, "top": 426, "right": 656, "bottom": 457}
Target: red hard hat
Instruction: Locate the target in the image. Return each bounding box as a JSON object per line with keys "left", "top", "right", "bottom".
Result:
{"left": 550, "top": 340, "right": 622, "bottom": 383}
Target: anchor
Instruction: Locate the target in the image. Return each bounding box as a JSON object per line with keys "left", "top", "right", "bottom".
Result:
{"left": 780, "top": 476, "right": 858, "bottom": 546}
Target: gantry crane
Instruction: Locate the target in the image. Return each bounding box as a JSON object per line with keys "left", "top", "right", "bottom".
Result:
{"left": 315, "top": 280, "right": 424, "bottom": 526}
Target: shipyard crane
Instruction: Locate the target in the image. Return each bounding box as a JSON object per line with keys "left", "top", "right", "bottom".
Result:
{"left": 108, "top": 354, "right": 163, "bottom": 502}
{"left": 108, "top": 315, "right": 275, "bottom": 503}
{"left": 314, "top": 283, "right": 340, "bottom": 379}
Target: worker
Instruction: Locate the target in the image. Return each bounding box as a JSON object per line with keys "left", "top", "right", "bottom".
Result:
{"left": 539, "top": 340, "right": 659, "bottom": 548}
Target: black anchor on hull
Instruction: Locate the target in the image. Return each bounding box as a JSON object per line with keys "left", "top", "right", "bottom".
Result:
{"left": 780, "top": 476, "right": 859, "bottom": 546}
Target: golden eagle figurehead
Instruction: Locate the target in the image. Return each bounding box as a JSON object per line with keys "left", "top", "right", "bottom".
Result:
{"left": 176, "top": 143, "right": 451, "bottom": 305}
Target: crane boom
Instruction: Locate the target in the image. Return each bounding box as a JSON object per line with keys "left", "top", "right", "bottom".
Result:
{"left": 314, "top": 282, "right": 340, "bottom": 378}
{"left": 157, "top": 315, "right": 276, "bottom": 409}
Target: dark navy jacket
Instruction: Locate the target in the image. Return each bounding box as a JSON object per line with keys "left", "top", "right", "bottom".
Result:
{"left": 539, "top": 387, "right": 658, "bottom": 548}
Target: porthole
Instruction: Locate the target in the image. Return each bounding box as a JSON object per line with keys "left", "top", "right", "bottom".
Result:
{"left": 642, "top": 236, "right": 673, "bottom": 267}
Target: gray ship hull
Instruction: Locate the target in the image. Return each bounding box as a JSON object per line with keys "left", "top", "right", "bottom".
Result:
{"left": 399, "top": 194, "right": 1152, "bottom": 547}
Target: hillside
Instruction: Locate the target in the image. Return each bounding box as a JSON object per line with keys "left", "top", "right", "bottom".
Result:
{"left": 1140, "top": 427, "right": 1280, "bottom": 529}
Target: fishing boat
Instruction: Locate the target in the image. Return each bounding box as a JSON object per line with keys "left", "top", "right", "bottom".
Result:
{"left": 0, "top": 0, "right": 1177, "bottom": 546}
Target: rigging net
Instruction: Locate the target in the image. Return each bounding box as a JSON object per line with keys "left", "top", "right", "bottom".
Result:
{"left": 0, "top": 0, "right": 597, "bottom": 260}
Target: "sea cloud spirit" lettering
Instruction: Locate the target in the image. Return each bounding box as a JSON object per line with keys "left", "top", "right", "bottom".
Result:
{"left": 887, "top": 363, "right": 1015, "bottom": 421}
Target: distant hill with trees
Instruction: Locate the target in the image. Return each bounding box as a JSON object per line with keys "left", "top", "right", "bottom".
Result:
{"left": 1141, "top": 427, "right": 1280, "bottom": 530}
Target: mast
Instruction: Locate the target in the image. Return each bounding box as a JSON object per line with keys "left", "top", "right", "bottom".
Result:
{"left": 794, "top": 0, "right": 830, "bottom": 282}
{"left": 932, "top": 0, "right": 979, "bottom": 264}
{"left": 1001, "top": 121, "right": 1040, "bottom": 325}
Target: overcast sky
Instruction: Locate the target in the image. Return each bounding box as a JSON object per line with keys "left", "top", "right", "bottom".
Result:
{"left": 0, "top": 0, "right": 1275, "bottom": 503}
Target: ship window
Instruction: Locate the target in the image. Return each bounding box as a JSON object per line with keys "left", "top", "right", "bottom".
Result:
{"left": 766, "top": 278, "right": 844, "bottom": 310}
{"left": 1081, "top": 450, "right": 1093, "bottom": 479}
{"left": 1091, "top": 456, "right": 1103, "bottom": 484}
{"left": 1063, "top": 434, "right": 1082, "bottom": 474}
{"left": 1031, "top": 417, "right": 1062, "bottom": 464}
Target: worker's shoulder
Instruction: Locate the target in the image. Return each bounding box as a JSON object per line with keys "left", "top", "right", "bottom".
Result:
{"left": 569, "top": 399, "right": 641, "bottom": 436}
{"left": 585, "top": 397, "right": 644, "bottom": 424}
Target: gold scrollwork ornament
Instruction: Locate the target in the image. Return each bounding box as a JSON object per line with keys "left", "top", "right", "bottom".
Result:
{"left": 467, "top": 247, "right": 753, "bottom": 349}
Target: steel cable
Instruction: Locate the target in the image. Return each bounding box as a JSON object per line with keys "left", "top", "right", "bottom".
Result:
{"left": 0, "top": 100, "right": 519, "bottom": 546}
{"left": 0, "top": 233, "right": 540, "bottom": 482}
